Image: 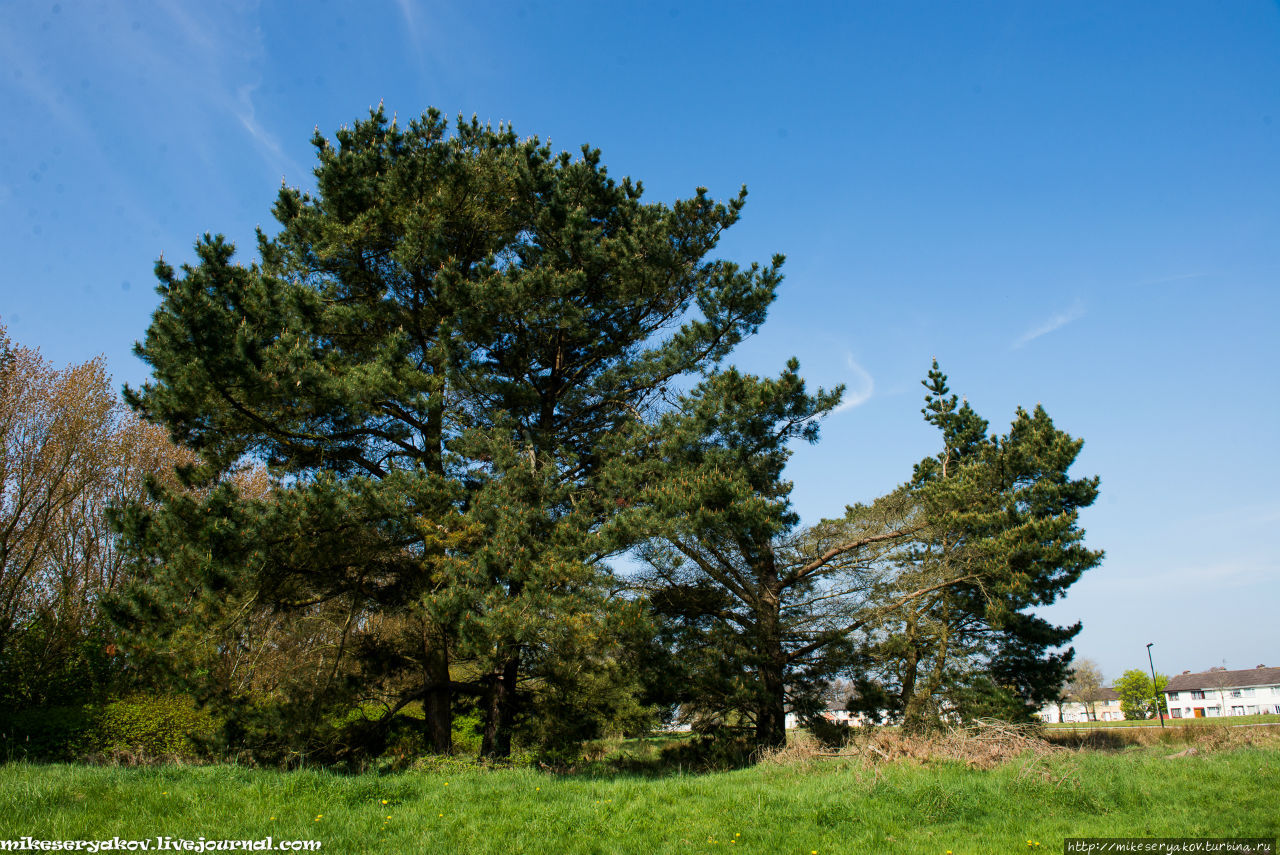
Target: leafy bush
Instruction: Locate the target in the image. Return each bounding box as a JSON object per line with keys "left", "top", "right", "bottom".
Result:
{"left": 0, "top": 694, "right": 217, "bottom": 762}
{"left": 450, "top": 710, "right": 483, "bottom": 756}
{"left": 0, "top": 705, "right": 98, "bottom": 761}
{"left": 94, "top": 695, "right": 219, "bottom": 759}
{"left": 0, "top": 618, "right": 124, "bottom": 711}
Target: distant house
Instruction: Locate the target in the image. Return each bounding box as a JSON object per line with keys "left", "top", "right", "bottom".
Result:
{"left": 1037, "top": 687, "right": 1125, "bottom": 723}
{"left": 784, "top": 699, "right": 872, "bottom": 730}
{"left": 1163, "top": 665, "right": 1280, "bottom": 719}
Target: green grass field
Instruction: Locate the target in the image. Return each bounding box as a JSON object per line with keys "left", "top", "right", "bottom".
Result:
{"left": 2, "top": 740, "right": 1277, "bottom": 855}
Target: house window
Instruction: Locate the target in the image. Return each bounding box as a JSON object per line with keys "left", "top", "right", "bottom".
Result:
{"left": 1230, "top": 706, "right": 1245, "bottom": 716}
{"left": 1230, "top": 689, "right": 1242, "bottom": 698}
{"left": 1241, "top": 688, "right": 1255, "bottom": 697}
{"left": 1191, "top": 690, "right": 1206, "bottom": 699}
{"left": 1170, "top": 709, "right": 1182, "bottom": 719}
{"left": 1168, "top": 691, "right": 1180, "bottom": 701}
{"left": 1246, "top": 705, "right": 1258, "bottom": 715}
{"left": 1206, "top": 706, "right": 1220, "bottom": 717}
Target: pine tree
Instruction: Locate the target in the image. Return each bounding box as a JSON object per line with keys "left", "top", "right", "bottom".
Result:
{"left": 634, "top": 361, "right": 945, "bottom": 750}
{"left": 111, "top": 107, "right": 782, "bottom": 760}
{"left": 853, "top": 362, "right": 1103, "bottom": 729}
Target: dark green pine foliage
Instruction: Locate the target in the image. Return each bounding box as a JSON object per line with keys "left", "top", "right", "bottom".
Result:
{"left": 441, "top": 143, "right": 780, "bottom": 758}
{"left": 110, "top": 107, "right": 782, "bottom": 761}
{"left": 853, "top": 361, "right": 1102, "bottom": 729}
{"left": 632, "top": 361, "right": 918, "bottom": 751}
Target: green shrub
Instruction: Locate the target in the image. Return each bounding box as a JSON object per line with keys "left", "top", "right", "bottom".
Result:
{"left": 0, "top": 705, "right": 97, "bottom": 761}
{"left": 0, "top": 695, "right": 218, "bottom": 762}
{"left": 450, "top": 710, "right": 483, "bottom": 756}
{"left": 94, "top": 694, "right": 219, "bottom": 758}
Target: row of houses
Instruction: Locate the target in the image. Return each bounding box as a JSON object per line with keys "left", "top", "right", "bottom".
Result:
{"left": 1038, "top": 665, "right": 1280, "bottom": 723}
{"left": 673, "top": 665, "right": 1280, "bottom": 730}
{"left": 1165, "top": 665, "right": 1280, "bottom": 719}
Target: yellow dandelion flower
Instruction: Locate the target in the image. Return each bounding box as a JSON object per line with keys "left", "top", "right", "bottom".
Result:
{"left": 439, "top": 813, "right": 444, "bottom": 818}
{"left": 382, "top": 799, "right": 389, "bottom": 804}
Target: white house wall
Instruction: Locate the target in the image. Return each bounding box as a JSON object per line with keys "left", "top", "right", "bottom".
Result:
{"left": 1164, "top": 682, "right": 1280, "bottom": 719}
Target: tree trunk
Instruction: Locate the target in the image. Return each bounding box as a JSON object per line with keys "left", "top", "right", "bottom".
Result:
{"left": 422, "top": 635, "right": 452, "bottom": 754}
{"left": 900, "top": 612, "right": 925, "bottom": 732}
{"left": 420, "top": 389, "right": 452, "bottom": 754}
{"left": 481, "top": 654, "right": 519, "bottom": 759}
{"left": 754, "top": 565, "right": 787, "bottom": 751}
{"left": 756, "top": 652, "right": 788, "bottom": 750}
{"left": 908, "top": 617, "right": 950, "bottom": 731}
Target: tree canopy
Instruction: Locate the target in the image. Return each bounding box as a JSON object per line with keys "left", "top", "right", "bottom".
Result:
{"left": 844, "top": 363, "right": 1102, "bottom": 730}
{"left": 111, "top": 107, "right": 784, "bottom": 761}
{"left": 93, "top": 107, "right": 1106, "bottom": 766}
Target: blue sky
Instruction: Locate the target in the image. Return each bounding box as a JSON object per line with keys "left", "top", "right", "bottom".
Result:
{"left": 2, "top": 1, "right": 1277, "bottom": 683}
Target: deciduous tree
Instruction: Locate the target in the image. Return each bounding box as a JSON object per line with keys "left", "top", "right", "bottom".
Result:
{"left": 1114, "top": 668, "right": 1169, "bottom": 720}
{"left": 1065, "top": 658, "right": 1106, "bottom": 721}
{"left": 0, "top": 322, "right": 196, "bottom": 708}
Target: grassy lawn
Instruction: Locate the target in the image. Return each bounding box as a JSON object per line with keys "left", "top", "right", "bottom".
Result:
{"left": 1, "top": 742, "right": 1277, "bottom": 854}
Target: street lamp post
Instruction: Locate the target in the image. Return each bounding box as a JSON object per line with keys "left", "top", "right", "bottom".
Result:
{"left": 1147, "top": 643, "right": 1165, "bottom": 729}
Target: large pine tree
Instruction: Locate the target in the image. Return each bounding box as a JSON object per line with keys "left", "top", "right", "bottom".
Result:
{"left": 849, "top": 362, "right": 1103, "bottom": 729}
{"left": 110, "top": 107, "right": 781, "bottom": 760}
{"left": 633, "top": 362, "right": 935, "bottom": 750}
{"left": 639, "top": 360, "right": 1102, "bottom": 749}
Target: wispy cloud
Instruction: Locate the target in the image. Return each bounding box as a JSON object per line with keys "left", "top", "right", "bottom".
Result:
{"left": 233, "top": 83, "right": 300, "bottom": 176}
{"left": 395, "top": 0, "right": 434, "bottom": 87}
{"left": 396, "top": 0, "right": 423, "bottom": 46}
{"left": 1013, "top": 301, "right": 1086, "bottom": 349}
{"left": 832, "top": 354, "right": 874, "bottom": 413}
